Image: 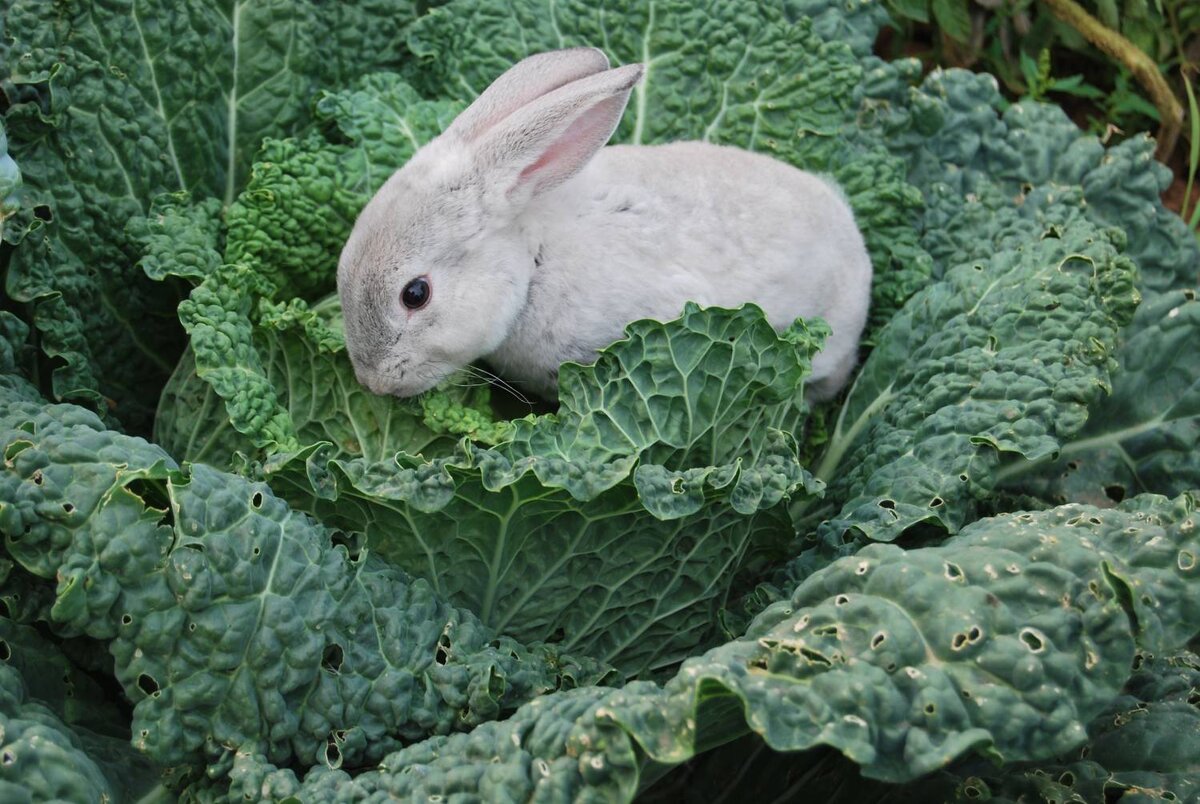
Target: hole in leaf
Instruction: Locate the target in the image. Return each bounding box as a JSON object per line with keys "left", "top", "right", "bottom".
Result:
{"left": 929, "top": 497, "right": 943, "bottom": 508}
{"left": 968, "top": 626, "right": 982, "bottom": 642}
{"left": 799, "top": 647, "right": 831, "bottom": 667}
{"left": 31, "top": 469, "right": 42, "bottom": 486}
{"left": 1103, "top": 484, "right": 1126, "bottom": 503}
{"left": 0, "top": 640, "right": 9, "bottom": 661}
{"left": 1019, "top": 628, "right": 1045, "bottom": 652}
{"left": 1058, "top": 771, "right": 1074, "bottom": 787}
{"left": 62, "top": 502, "right": 74, "bottom": 514}
{"left": 488, "top": 666, "right": 505, "bottom": 699}
{"left": 1, "top": 751, "right": 13, "bottom": 765}
{"left": 322, "top": 644, "right": 344, "bottom": 674}
{"left": 1179, "top": 551, "right": 1196, "bottom": 571}
{"left": 329, "top": 530, "right": 363, "bottom": 562}
{"left": 835, "top": 595, "right": 849, "bottom": 606}
{"left": 125, "top": 479, "right": 174, "bottom": 528}
{"left": 33, "top": 205, "right": 51, "bottom": 222}
{"left": 3, "top": 440, "right": 31, "bottom": 462}
{"left": 0, "top": 600, "right": 9, "bottom": 619}
{"left": 870, "top": 632, "right": 886, "bottom": 649}
{"left": 951, "top": 633, "right": 968, "bottom": 650}
{"left": 435, "top": 634, "right": 451, "bottom": 665}
{"left": 324, "top": 736, "right": 343, "bottom": 770}
{"left": 924, "top": 703, "right": 936, "bottom": 715}
{"left": 944, "top": 562, "right": 963, "bottom": 581}
{"left": 958, "top": 473, "right": 969, "bottom": 482}
{"left": 251, "top": 491, "right": 264, "bottom": 509}
{"left": 121, "top": 614, "right": 133, "bottom": 626}
{"left": 252, "top": 547, "right": 261, "bottom": 557}
{"left": 188, "top": 622, "right": 196, "bottom": 632}
{"left": 878, "top": 499, "right": 895, "bottom": 510}
{"left": 137, "top": 674, "right": 159, "bottom": 696}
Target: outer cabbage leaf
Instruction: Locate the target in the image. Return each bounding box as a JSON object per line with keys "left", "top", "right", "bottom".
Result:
{"left": 642, "top": 650, "right": 1200, "bottom": 803}
{"left": 0, "top": 663, "right": 163, "bottom": 803}
{"left": 184, "top": 492, "right": 1200, "bottom": 798}
{"left": 996, "top": 288, "right": 1200, "bottom": 507}
{"left": 0, "top": 377, "right": 611, "bottom": 772}
{"left": 845, "top": 64, "right": 1200, "bottom": 524}
{"left": 789, "top": 221, "right": 1138, "bottom": 564}
{"left": 876, "top": 70, "right": 1199, "bottom": 294}
{"left": 0, "top": 0, "right": 419, "bottom": 429}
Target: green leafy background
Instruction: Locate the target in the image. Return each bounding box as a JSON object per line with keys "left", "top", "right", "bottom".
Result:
{"left": 1, "top": 0, "right": 1198, "bottom": 800}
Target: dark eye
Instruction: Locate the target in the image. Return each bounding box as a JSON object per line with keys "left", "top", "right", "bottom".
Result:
{"left": 401, "top": 277, "right": 431, "bottom": 310}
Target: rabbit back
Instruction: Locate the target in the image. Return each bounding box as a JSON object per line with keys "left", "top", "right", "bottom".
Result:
{"left": 487, "top": 141, "right": 873, "bottom": 399}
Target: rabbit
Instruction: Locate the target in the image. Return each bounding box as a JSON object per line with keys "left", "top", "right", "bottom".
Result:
{"left": 337, "top": 47, "right": 872, "bottom": 403}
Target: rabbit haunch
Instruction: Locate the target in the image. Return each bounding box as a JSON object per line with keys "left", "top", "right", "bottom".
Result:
{"left": 337, "top": 48, "right": 872, "bottom": 401}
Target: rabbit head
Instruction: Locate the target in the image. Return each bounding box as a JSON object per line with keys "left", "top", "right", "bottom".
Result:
{"left": 338, "top": 48, "right": 643, "bottom": 397}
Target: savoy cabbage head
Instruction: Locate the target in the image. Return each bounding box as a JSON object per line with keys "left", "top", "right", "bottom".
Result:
{"left": 0, "top": 0, "right": 1198, "bottom": 801}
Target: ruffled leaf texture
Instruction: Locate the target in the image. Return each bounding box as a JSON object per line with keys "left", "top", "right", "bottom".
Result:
{"left": 0, "top": 0, "right": 421, "bottom": 430}
{"left": 0, "top": 375, "right": 612, "bottom": 772}
{"left": 184, "top": 492, "right": 1200, "bottom": 799}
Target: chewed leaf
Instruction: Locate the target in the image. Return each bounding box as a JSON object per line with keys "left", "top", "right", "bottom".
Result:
{"left": 189, "top": 493, "right": 1200, "bottom": 796}
{"left": 998, "top": 288, "right": 1200, "bottom": 507}
{"left": 798, "top": 221, "right": 1138, "bottom": 555}
{"left": 0, "top": 377, "right": 609, "bottom": 771}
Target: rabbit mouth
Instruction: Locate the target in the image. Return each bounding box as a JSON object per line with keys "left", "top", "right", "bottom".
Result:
{"left": 367, "top": 361, "right": 454, "bottom": 398}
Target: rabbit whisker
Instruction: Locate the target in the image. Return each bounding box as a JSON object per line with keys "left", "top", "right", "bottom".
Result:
{"left": 463, "top": 364, "right": 533, "bottom": 408}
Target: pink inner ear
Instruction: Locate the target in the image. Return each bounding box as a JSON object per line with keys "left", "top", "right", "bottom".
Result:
{"left": 517, "top": 95, "right": 625, "bottom": 193}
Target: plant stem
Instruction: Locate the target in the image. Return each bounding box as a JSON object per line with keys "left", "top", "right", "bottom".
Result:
{"left": 1038, "top": 0, "right": 1184, "bottom": 160}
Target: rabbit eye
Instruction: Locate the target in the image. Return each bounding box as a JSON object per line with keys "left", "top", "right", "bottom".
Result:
{"left": 401, "top": 277, "right": 431, "bottom": 310}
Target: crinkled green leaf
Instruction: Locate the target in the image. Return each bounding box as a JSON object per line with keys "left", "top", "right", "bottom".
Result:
{"left": 0, "top": 618, "right": 126, "bottom": 740}
{"left": 864, "top": 68, "right": 1198, "bottom": 295}
{"left": 645, "top": 649, "right": 1200, "bottom": 804}
{"left": 127, "top": 191, "right": 225, "bottom": 283}
{"left": 901, "top": 651, "right": 1200, "bottom": 803}
{"left": 224, "top": 74, "right": 461, "bottom": 298}
{"left": 792, "top": 221, "right": 1138, "bottom": 562}
{"left": 997, "top": 288, "right": 1200, "bottom": 508}
{"left": 269, "top": 304, "right": 822, "bottom": 675}
{"left": 0, "top": 0, "right": 420, "bottom": 428}
{"left": 0, "top": 378, "right": 610, "bottom": 771}
{"left": 0, "top": 663, "right": 163, "bottom": 803}
{"left": 184, "top": 493, "right": 1200, "bottom": 798}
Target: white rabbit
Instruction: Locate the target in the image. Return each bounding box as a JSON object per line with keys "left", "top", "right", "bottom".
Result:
{"left": 338, "top": 48, "right": 872, "bottom": 402}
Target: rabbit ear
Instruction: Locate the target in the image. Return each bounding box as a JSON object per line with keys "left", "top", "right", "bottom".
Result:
{"left": 473, "top": 63, "right": 644, "bottom": 205}
{"left": 445, "top": 48, "right": 612, "bottom": 142}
